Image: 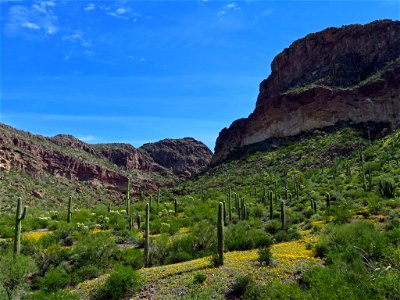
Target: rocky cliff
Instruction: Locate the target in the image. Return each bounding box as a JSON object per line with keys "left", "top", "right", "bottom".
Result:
{"left": 212, "top": 19, "right": 400, "bottom": 165}
{"left": 0, "top": 123, "right": 212, "bottom": 193}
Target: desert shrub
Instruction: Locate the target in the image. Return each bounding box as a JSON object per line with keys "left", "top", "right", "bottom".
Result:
{"left": 265, "top": 220, "right": 282, "bottom": 234}
{"left": 273, "top": 228, "right": 301, "bottom": 242}
{"left": 116, "top": 248, "right": 143, "bottom": 270}
{"left": 0, "top": 252, "right": 37, "bottom": 300}
{"left": 314, "top": 221, "right": 387, "bottom": 265}
{"left": 192, "top": 272, "right": 207, "bottom": 285}
{"left": 71, "top": 265, "right": 101, "bottom": 285}
{"left": 226, "top": 222, "right": 272, "bottom": 251}
{"left": 73, "top": 231, "right": 117, "bottom": 269}
{"left": 38, "top": 268, "right": 71, "bottom": 292}
{"left": 91, "top": 265, "right": 141, "bottom": 300}
{"left": 258, "top": 247, "right": 273, "bottom": 266}
{"left": 229, "top": 275, "right": 253, "bottom": 298}
{"left": 244, "top": 280, "right": 307, "bottom": 300}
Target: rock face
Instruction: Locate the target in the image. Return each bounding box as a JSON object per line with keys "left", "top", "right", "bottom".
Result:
{"left": 141, "top": 138, "right": 212, "bottom": 178}
{"left": 0, "top": 123, "right": 212, "bottom": 193}
{"left": 212, "top": 20, "right": 400, "bottom": 165}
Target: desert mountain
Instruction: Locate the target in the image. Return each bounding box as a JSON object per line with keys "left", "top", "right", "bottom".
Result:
{"left": 0, "top": 123, "right": 212, "bottom": 194}
{"left": 212, "top": 19, "right": 400, "bottom": 165}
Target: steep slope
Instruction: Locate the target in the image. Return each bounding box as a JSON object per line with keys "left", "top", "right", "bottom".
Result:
{"left": 0, "top": 123, "right": 212, "bottom": 196}
{"left": 212, "top": 19, "right": 400, "bottom": 165}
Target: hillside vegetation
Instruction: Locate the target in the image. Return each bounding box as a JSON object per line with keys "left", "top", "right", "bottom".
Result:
{"left": 0, "top": 126, "right": 399, "bottom": 299}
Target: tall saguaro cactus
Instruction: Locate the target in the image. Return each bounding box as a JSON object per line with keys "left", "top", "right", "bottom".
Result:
{"left": 280, "top": 200, "right": 285, "bottom": 230}
{"left": 325, "top": 192, "right": 331, "bottom": 211}
{"left": 269, "top": 190, "right": 274, "bottom": 220}
{"left": 223, "top": 201, "right": 227, "bottom": 226}
{"left": 144, "top": 203, "right": 150, "bottom": 267}
{"left": 217, "top": 202, "right": 224, "bottom": 266}
{"left": 126, "top": 177, "right": 131, "bottom": 214}
{"left": 228, "top": 192, "right": 232, "bottom": 223}
{"left": 136, "top": 214, "right": 141, "bottom": 230}
{"left": 67, "top": 196, "right": 72, "bottom": 223}
{"left": 14, "top": 198, "right": 27, "bottom": 256}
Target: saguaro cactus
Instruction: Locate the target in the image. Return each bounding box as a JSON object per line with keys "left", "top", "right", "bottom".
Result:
{"left": 108, "top": 203, "right": 111, "bottom": 213}
{"left": 223, "top": 201, "right": 227, "bottom": 226}
{"left": 14, "top": 198, "right": 27, "bottom": 256}
{"left": 149, "top": 196, "right": 153, "bottom": 212}
{"left": 280, "top": 200, "right": 285, "bottom": 230}
{"left": 325, "top": 192, "right": 331, "bottom": 211}
{"left": 67, "top": 196, "right": 72, "bottom": 223}
{"left": 126, "top": 178, "right": 131, "bottom": 214}
{"left": 228, "top": 192, "right": 232, "bottom": 223}
{"left": 136, "top": 214, "right": 141, "bottom": 230}
{"left": 359, "top": 147, "right": 366, "bottom": 191}
{"left": 144, "top": 203, "right": 150, "bottom": 267}
{"left": 269, "top": 190, "right": 274, "bottom": 220}
{"left": 174, "top": 198, "right": 178, "bottom": 216}
{"left": 217, "top": 202, "right": 224, "bottom": 266}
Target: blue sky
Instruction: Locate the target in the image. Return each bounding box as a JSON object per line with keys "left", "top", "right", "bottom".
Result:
{"left": 1, "top": 0, "right": 399, "bottom": 150}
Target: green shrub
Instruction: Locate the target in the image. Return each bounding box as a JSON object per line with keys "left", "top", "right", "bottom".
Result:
{"left": 192, "top": 272, "right": 207, "bottom": 285}
{"left": 91, "top": 265, "right": 141, "bottom": 300}
{"left": 71, "top": 265, "right": 100, "bottom": 285}
{"left": 116, "top": 248, "right": 143, "bottom": 270}
{"left": 226, "top": 222, "right": 272, "bottom": 251}
{"left": 0, "top": 252, "right": 37, "bottom": 300}
{"left": 258, "top": 247, "right": 273, "bottom": 266}
{"left": 38, "top": 268, "right": 71, "bottom": 292}
{"left": 229, "top": 275, "right": 253, "bottom": 298}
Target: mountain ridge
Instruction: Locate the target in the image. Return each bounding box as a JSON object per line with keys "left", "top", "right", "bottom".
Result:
{"left": 0, "top": 123, "right": 212, "bottom": 194}
{"left": 212, "top": 19, "right": 400, "bottom": 165}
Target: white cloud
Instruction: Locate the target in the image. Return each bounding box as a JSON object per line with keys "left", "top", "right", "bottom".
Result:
{"left": 77, "top": 135, "right": 97, "bottom": 142}
{"left": 62, "top": 31, "right": 92, "bottom": 48}
{"left": 84, "top": 3, "right": 96, "bottom": 11}
{"left": 22, "top": 22, "right": 40, "bottom": 30}
{"left": 116, "top": 8, "right": 126, "bottom": 15}
{"left": 226, "top": 3, "right": 239, "bottom": 10}
{"left": 217, "top": 10, "right": 226, "bottom": 16}
{"left": 5, "top": 2, "right": 58, "bottom": 38}
{"left": 217, "top": 2, "right": 240, "bottom": 17}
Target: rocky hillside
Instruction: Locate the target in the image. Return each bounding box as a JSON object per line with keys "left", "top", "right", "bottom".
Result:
{"left": 0, "top": 123, "right": 212, "bottom": 194}
{"left": 212, "top": 19, "right": 400, "bottom": 165}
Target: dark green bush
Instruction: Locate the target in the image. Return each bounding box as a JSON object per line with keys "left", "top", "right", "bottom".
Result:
{"left": 91, "top": 265, "right": 141, "bottom": 300}
{"left": 71, "top": 265, "right": 101, "bottom": 285}
{"left": 230, "top": 275, "right": 253, "bottom": 298}
{"left": 38, "top": 268, "right": 71, "bottom": 292}
{"left": 192, "top": 272, "right": 207, "bottom": 284}
{"left": 226, "top": 222, "right": 272, "bottom": 251}
{"left": 258, "top": 247, "right": 273, "bottom": 266}
{"left": 116, "top": 248, "right": 143, "bottom": 270}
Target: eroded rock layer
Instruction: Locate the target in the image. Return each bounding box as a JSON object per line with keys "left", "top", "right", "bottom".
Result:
{"left": 212, "top": 20, "right": 400, "bottom": 165}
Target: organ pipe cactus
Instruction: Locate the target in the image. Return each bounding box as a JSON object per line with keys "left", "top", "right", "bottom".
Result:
{"left": 14, "top": 197, "right": 27, "bottom": 256}
{"left": 217, "top": 202, "right": 224, "bottom": 266}
{"left": 144, "top": 203, "right": 150, "bottom": 267}
{"left": 67, "top": 196, "right": 72, "bottom": 223}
